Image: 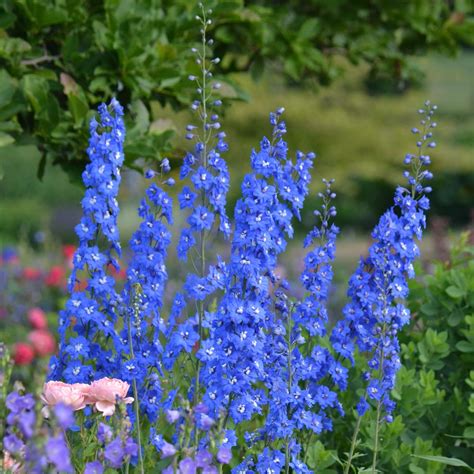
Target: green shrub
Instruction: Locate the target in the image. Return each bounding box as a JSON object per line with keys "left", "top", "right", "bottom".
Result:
{"left": 318, "top": 233, "right": 474, "bottom": 472}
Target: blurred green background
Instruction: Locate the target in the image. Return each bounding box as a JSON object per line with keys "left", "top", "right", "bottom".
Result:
{"left": 1, "top": 51, "right": 473, "bottom": 246}
{"left": 0, "top": 0, "right": 473, "bottom": 254}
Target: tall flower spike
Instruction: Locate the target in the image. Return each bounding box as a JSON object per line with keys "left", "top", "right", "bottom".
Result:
{"left": 177, "top": 2, "right": 230, "bottom": 264}
{"left": 198, "top": 109, "right": 316, "bottom": 435}
{"left": 50, "top": 99, "right": 125, "bottom": 383}
{"left": 164, "top": 4, "right": 230, "bottom": 399}
{"left": 262, "top": 179, "right": 343, "bottom": 472}
{"left": 331, "top": 102, "right": 437, "bottom": 423}
{"left": 117, "top": 169, "right": 173, "bottom": 423}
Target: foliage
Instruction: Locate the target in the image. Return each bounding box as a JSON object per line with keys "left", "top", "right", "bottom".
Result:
{"left": 317, "top": 234, "right": 474, "bottom": 473}
{"left": 401, "top": 234, "right": 474, "bottom": 468}
{"left": 0, "top": 0, "right": 472, "bottom": 181}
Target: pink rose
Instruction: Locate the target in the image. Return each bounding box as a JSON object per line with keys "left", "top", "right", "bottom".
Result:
{"left": 3, "top": 451, "right": 22, "bottom": 473}
{"left": 41, "top": 381, "right": 87, "bottom": 411}
{"left": 28, "top": 307, "right": 48, "bottom": 330}
{"left": 28, "top": 330, "right": 56, "bottom": 356}
{"left": 13, "top": 343, "right": 35, "bottom": 366}
{"left": 88, "top": 378, "right": 134, "bottom": 416}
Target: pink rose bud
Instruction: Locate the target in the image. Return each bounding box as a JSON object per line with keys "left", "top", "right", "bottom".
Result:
{"left": 27, "top": 307, "right": 48, "bottom": 330}
{"left": 41, "top": 381, "right": 87, "bottom": 411}
{"left": 13, "top": 343, "right": 35, "bottom": 366}
{"left": 88, "top": 378, "right": 134, "bottom": 416}
{"left": 28, "top": 330, "right": 56, "bottom": 356}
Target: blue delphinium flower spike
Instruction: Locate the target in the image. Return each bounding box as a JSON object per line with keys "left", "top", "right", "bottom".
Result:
{"left": 331, "top": 102, "right": 437, "bottom": 421}
{"left": 50, "top": 99, "right": 125, "bottom": 382}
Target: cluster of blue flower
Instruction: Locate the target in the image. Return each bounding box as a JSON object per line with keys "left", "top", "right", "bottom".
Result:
{"left": 50, "top": 99, "right": 125, "bottom": 383}
{"left": 42, "top": 8, "right": 437, "bottom": 472}
{"left": 331, "top": 102, "right": 437, "bottom": 425}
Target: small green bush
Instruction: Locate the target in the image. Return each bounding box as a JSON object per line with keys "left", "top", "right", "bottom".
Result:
{"left": 319, "top": 234, "right": 474, "bottom": 473}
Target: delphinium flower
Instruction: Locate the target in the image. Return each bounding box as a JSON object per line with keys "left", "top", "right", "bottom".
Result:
{"left": 331, "top": 102, "right": 437, "bottom": 473}
{"left": 117, "top": 166, "right": 173, "bottom": 424}
{"left": 260, "top": 179, "right": 344, "bottom": 472}
{"left": 4, "top": 391, "right": 75, "bottom": 473}
{"left": 79, "top": 403, "right": 137, "bottom": 473}
{"left": 163, "top": 2, "right": 231, "bottom": 440}
{"left": 149, "top": 401, "right": 233, "bottom": 473}
{"left": 196, "top": 108, "right": 316, "bottom": 472}
{"left": 50, "top": 98, "right": 125, "bottom": 383}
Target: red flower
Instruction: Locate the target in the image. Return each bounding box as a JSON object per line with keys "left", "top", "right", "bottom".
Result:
{"left": 107, "top": 263, "right": 126, "bottom": 280}
{"left": 13, "top": 343, "right": 35, "bottom": 365}
{"left": 62, "top": 244, "right": 76, "bottom": 261}
{"left": 28, "top": 330, "right": 56, "bottom": 356}
{"left": 62, "top": 245, "right": 76, "bottom": 268}
{"left": 28, "top": 307, "right": 48, "bottom": 330}
{"left": 45, "top": 266, "right": 65, "bottom": 287}
{"left": 22, "top": 267, "right": 41, "bottom": 280}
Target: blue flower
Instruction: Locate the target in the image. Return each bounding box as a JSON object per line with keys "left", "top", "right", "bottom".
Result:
{"left": 330, "top": 102, "right": 437, "bottom": 420}
{"left": 52, "top": 99, "right": 125, "bottom": 383}
{"left": 188, "top": 206, "right": 215, "bottom": 231}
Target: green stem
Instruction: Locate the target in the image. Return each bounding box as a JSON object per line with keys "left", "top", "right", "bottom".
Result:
{"left": 128, "top": 290, "right": 145, "bottom": 474}
{"left": 284, "top": 309, "right": 293, "bottom": 474}
{"left": 194, "top": 4, "right": 210, "bottom": 447}
{"left": 371, "top": 402, "right": 382, "bottom": 473}
{"left": 132, "top": 378, "right": 145, "bottom": 474}
{"left": 344, "top": 414, "right": 363, "bottom": 474}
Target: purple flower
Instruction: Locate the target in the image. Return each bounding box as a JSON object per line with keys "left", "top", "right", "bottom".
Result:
{"left": 217, "top": 447, "right": 232, "bottom": 464}
{"left": 202, "top": 467, "right": 218, "bottom": 474}
{"left": 84, "top": 461, "right": 104, "bottom": 474}
{"left": 97, "top": 422, "right": 113, "bottom": 443}
{"left": 161, "top": 441, "right": 177, "bottom": 458}
{"left": 179, "top": 458, "right": 197, "bottom": 474}
{"left": 165, "top": 409, "right": 180, "bottom": 423}
{"left": 4, "top": 433, "right": 24, "bottom": 453}
{"left": 6, "top": 392, "right": 34, "bottom": 413}
{"left": 104, "top": 437, "right": 125, "bottom": 468}
{"left": 54, "top": 403, "right": 75, "bottom": 430}
{"left": 46, "top": 434, "right": 73, "bottom": 473}
{"left": 25, "top": 444, "right": 48, "bottom": 473}
{"left": 198, "top": 413, "right": 215, "bottom": 431}
{"left": 18, "top": 409, "right": 36, "bottom": 438}
{"left": 124, "top": 437, "right": 138, "bottom": 457}
{"left": 195, "top": 450, "right": 213, "bottom": 467}
{"left": 194, "top": 403, "right": 208, "bottom": 414}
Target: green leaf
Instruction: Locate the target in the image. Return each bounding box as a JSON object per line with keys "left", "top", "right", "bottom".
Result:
{"left": 0, "top": 70, "right": 17, "bottom": 107}
{"left": 18, "top": 0, "right": 68, "bottom": 28}
{"left": 464, "top": 427, "right": 474, "bottom": 439}
{"left": 60, "top": 73, "right": 89, "bottom": 125}
{"left": 126, "top": 100, "right": 150, "bottom": 139}
{"left": 21, "top": 79, "right": 60, "bottom": 135}
{"left": 0, "top": 36, "right": 31, "bottom": 59}
{"left": 412, "top": 455, "right": 473, "bottom": 470}
{"left": 456, "top": 341, "right": 474, "bottom": 353}
{"left": 446, "top": 285, "right": 466, "bottom": 299}
{"left": 298, "top": 18, "right": 320, "bottom": 40}
{"left": 448, "top": 308, "right": 464, "bottom": 326}
{"left": 0, "top": 131, "right": 14, "bottom": 146}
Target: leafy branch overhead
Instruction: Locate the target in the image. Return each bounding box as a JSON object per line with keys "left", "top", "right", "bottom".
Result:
{"left": 0, "top": 0, "right": 472, "bottom": 181}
